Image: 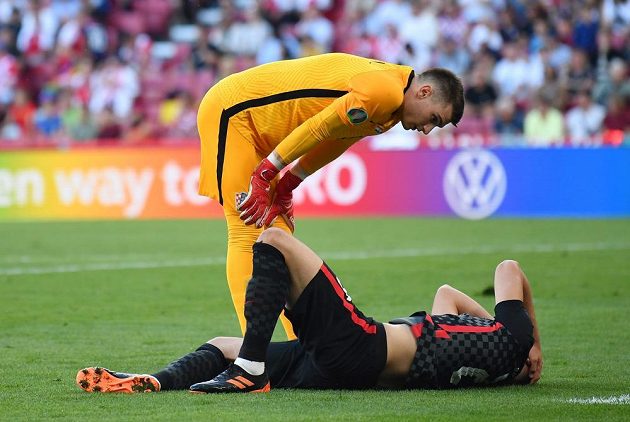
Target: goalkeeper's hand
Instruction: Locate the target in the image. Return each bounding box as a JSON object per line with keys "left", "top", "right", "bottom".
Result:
{"left": 262, "top": 171, "right": 303, "bottom": 232}
{"left": 238, "top": 158, "right": 280, "bottom": 226}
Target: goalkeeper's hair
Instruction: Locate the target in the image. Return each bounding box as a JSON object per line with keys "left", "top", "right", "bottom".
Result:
{"left": 417, "top": 68, "right": 465, "bottom": 127}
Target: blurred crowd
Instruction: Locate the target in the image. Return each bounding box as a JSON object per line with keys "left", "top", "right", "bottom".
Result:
{"left": 0, "top": 0, "right": 629, "bottom": 148}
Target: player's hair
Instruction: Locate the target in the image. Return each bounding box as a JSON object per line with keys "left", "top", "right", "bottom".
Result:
{"left": 417, "top": 68, "right": 465, "bottom": 127}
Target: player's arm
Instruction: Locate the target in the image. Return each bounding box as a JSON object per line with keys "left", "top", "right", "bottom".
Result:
{"left": 238, "top": 102, "right": 352, "bottom": 228}
{"left": 240, "top": 73, "right": 401, "bottom": 227}
{"left": 294, "top": 137, "right": 359, "bottom": 177}
{"left": 259, "top": 137, "right": 359, "bottom": 231}
{"left": 274, "top": 103, "right": 350, "bottom": 167}
{"left": 519, "top": 268, "right": 542, "bottom": 384}
{"left": 431, "top": 284, "right": 492, "bottom": 318}
{"left": 494, "top": 260, "right": 542, "bottom": 384}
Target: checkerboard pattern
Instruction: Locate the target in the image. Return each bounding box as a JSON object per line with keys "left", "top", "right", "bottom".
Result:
{"left": 406, "top": 313, "right": 523, "bottom": 389}
{"left": 239, "top": 242, "right": 291, "bottom": 362}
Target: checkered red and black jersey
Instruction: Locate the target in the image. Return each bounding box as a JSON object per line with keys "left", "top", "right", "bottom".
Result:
{"left": 399, "top": 312, "right": 525, "bottom": 389}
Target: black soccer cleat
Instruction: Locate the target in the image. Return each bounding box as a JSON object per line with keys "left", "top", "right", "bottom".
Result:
{"left": 189, "top": 364, "right": 270, "bottom": 394}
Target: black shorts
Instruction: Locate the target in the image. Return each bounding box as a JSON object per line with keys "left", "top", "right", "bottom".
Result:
{"left": 494, "top": 300, "right": 534, "bottom": 358}
{"left": 266, "top": 263, "right": 387, "bottom": 389}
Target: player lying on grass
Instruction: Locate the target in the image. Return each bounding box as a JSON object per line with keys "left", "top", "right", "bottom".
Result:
{"left": 77, "top": 229, "right": 542, "bottom": 393}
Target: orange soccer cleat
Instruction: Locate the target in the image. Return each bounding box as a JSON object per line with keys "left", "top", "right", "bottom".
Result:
{"left": 76, "top": 367, "right": 160, "bottom": 393}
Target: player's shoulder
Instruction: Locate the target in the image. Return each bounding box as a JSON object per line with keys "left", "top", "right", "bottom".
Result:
{"left": 349, "top": 67, "right": 411, "bottom": 107}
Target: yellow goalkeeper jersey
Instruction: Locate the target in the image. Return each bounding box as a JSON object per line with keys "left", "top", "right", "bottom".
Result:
{"left": 211, "top": 53, "right": 414, "bottom": 162}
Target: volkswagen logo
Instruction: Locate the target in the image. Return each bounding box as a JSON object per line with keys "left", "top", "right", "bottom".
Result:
{"left": 443, "top": 150, "right": 507, "bottom": 220}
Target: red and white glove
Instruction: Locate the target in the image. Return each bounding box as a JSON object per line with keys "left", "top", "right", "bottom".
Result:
{"left": 262, "top": 171, "right": 303, "bottom": 232}
{"left": 238, "top": 158, "right": 280, "bottom": 227}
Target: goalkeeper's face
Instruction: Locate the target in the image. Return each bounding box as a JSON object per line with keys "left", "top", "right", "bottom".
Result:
{"left": 400, "top": 84, "right": 452, "bottom": 135}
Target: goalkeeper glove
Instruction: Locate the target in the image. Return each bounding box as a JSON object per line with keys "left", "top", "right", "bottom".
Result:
{"left": 238, "top": 158, "right": 280, "bottom": 226}
{"left": 262, "top": 171, "right": 303, "bottom": 232}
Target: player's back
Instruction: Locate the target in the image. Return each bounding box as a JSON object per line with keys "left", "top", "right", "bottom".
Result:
{"left": 209, "top": 53, "right": 410, "bottom": 153}
{"left": 429, "top": 314, "right": 523, "bottom": 388}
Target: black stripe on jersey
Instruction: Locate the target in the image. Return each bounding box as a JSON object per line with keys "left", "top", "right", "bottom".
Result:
{"left": 216, "top": 89, "right": 347, "bottom": 205}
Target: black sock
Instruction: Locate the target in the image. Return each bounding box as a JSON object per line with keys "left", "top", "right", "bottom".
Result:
{"left": 151, "top": 343, "right": 228, "bottom": 390}
{"left": 238, "top": 242, "right": 290, "bottom": 363}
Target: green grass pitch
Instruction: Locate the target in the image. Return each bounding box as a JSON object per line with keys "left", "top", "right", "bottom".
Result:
{"left": 0, "top": 218, "right": 628, "bottom": 420}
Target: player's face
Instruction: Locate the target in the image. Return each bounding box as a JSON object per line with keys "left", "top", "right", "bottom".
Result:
{"left": 401, "top": 85, "right": 453, "bottom": 135}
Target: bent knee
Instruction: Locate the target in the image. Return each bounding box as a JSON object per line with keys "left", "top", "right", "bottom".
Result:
{"left": 495, "top": 260, "right": 521, "bottom": 276}
{"left": 208, "top": 336, "right": 237, "bottom": 348}
{"left": 208, "top": 336, "right": 242, "bottom": 360}
{"left": 436, "top": 284, "right": 454, "bottom": 296}
{"left": 257, "top": 227, "right": 291, "bottom": 246}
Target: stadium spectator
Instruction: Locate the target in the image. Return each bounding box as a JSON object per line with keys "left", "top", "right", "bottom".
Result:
{"left": 299, "top": 34, "right": 326, "bottom": 57}
{"left": 544, "top": 33, "right": 573, "bottom": 73}
{"left": 494, "top": 96, "right": 524, "bottom": 146}
{"left": 561, "top": 48, "right": 595, "bottom": 101}
{"left": 0, "top": 44, "right": 18, "bottom": 106}
{"left": 492, "top": 42, "right": 535, "bottom": 100}
{"left": 373, "top": 24, "right": 405, "bottom": 64}
{"left": 77, "top": 229, "right": 542, "bottom": 393}
{"left": 602, "top": 94, "right": 630, "bottom": 145}
{"left": 221, "top": 6, "right": 272, "bottom": 58}
{"left": 255, "top": 27, "right": 288, "bottom": 65}
{"left": 66, "top": 104, "right": 98, "bottom": 142}
{"left": 55, "top": 55, "right": 92, "bottom": 106}
{"left": 158, "top": 90, "right": 185, "bottom": 128}
{"left": 88, "top": 56, "right": 139, "bottom": 120}
{"left": 0, "top": 112, "right": 21, "bottom": 141}
{"left": 465, "top": 68, "right": 497, "bottom": 115}
{"left": 399, "top": 0, "right": 439, "bottom": 55}
{"left": 593, "top": 58, "right": 630, "bottom": 106}
{"left": 573, "top": 7, "right": 600, "bottom": 61}
{"left": 16, "top": 0, "right": 59, "bottom": 56}
{"left": 437, "top": 0, "right": 468, "bottom": 45}
{"left": 0, "top": 0, "right": 625, "bottom": 147}
{"left": 59, "top": 88, "right": 83, "bottom": 136}
{"left": 565, "top": 90, "right": 607, "bottom": 145}
{"left": 125, "top": 109, "right": 154, "bottom": 144}
{"left": 95, "top": 107, "right": 123, "bottom": 140}
{"left": 459, "top": 0, "right": 495, "bottom": 24}
{"left": 454, "top": 101, "right": 494, "bottom": 139}
{"left": 165, "top": 92, "right": 198, "bottom": 139}
{"left": 524, "top": 92, "right": 565, "bottom": 147}
{"left": 295, "top": 5, "right": 334, "bottom": 52}
{"left": 7, "top": 88, "right": 36, "bottom": 138}
{"left": 33, "top": 97, "right": 64, "bottom": 139}
{"left": 434, "top": 35, "right": 471, "bottom": 77}
{"left": 364, "top": 0, "right": 412, "bottom": 36}
{"left": 467, "top": 17, "right": 502, "bottom": 56}
{"left": 602, "top": 0, "right": 630, "bottom": 36}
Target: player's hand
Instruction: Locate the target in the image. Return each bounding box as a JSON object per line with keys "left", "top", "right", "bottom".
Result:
{"left": 262, "top": 171, "right": 303, "bottom": 232}
{"left": 238, "top": 158, "right": 280, "bottom": 226}
{"left": 526, "top": 342, "right": 543, "bottom": 384}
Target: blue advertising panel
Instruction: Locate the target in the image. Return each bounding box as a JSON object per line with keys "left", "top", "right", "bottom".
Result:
{"left": 440, "top": 148, "right": 630, "bottom": 218}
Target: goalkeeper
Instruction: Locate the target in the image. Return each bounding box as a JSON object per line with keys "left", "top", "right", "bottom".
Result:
{"left": 77, "top": 229, "right": 542, "bottom": 393}
{"left": 196, "top": 52, "right": 464, "bottom": 338}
